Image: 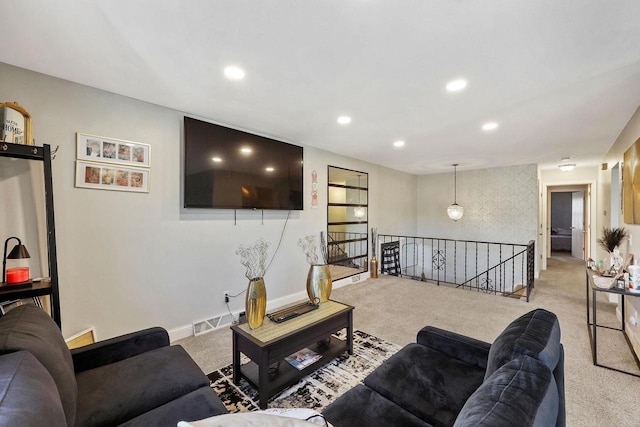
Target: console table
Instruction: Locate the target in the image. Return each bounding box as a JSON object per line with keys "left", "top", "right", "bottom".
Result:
{"left": 231, "top": 300, "right": 354, "bottom": 409}
{"left": 586, "top": 270, "right": 640, "bottom": 377}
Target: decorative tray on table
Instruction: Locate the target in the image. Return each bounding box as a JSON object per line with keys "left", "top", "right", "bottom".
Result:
{"left": 267, "top": 302, "right": 319, "bottom": 323}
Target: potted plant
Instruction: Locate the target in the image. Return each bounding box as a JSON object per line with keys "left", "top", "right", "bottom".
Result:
{"left": 597, "top": 227, "right": 627, "bottom": 272}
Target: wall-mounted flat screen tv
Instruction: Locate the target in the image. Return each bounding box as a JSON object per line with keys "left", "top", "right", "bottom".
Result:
{"left": 184, "top": 117, "right": 304, "bottom": 210}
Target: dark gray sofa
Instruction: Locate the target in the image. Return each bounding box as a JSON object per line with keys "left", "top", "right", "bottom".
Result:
{"left": 323, "top": 308, "right": 565, "bottom": 427}
{"left": 0, "top": 305, "right": 228, "bottom": 426}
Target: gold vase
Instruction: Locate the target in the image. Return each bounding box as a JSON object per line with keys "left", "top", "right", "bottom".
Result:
{"left": 370, "top": 256, "right": 379, "bottom": 278}
{"left": 245, "top": 277, "right": 266, "bottom": 329}
{"left": 306, "top": 264, "right": 332, "bottom": 303}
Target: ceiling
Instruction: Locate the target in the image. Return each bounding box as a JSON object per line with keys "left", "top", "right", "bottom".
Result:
{"left": 3, "top": 0, "right": 640, "bottom": 174}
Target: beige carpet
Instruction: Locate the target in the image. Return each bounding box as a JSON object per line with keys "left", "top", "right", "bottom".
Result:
{"left": 177, "top": 253, "right": 640, "bottom": 426}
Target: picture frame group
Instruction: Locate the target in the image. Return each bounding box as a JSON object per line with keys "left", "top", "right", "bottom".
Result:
{"left": 75, "top": 133, "right": 150, "bottom": 193}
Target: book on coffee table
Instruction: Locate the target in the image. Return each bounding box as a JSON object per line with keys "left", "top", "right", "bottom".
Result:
{"left": 285, "top": 348, "right": 322, "bottom": 370}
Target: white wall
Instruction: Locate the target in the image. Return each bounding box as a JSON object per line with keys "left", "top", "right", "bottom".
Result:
{"left": 597, "top": 104, "right": 640, "bottom": 355}
{"left": 0, "top": 158, "right": 48, "bottom": 283}
{"left": 0, "top": 62, "right": 417, "bottom": 340}
{"left": 416, "top": 164, "right": 538, "bottom": 245}
{"left": 375, "top": 167, "right": 417, "bottom": 236}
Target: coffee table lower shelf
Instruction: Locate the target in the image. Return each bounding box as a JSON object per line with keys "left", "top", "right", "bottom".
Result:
{"left": 239, "top": 336, "right": 347, "bottom": 399}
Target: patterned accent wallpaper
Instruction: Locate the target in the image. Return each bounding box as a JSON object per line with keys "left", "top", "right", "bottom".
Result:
{"left": 417, "top": 164, "right": 538, "bottom": 246}
{"left": 462, "top": 164, "right": 538, "bottom": 244}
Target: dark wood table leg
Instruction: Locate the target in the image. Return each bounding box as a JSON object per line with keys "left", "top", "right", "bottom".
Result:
{"left": 347, "top": 310, "right": 354, "bottom": 355}
{"left": 232, "top": 331, "right": 240, "bottom": 384}
{"left": 258, "top": 351, "right": 270, "bottom": 409}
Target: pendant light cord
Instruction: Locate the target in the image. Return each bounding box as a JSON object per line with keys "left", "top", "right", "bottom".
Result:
{"left": 453, "top": 164, "right": 458, "bottom": 204}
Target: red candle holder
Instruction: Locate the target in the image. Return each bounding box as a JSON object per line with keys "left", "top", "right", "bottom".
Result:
{"left": 6, "top": 267, "right": 29, "bottom": 284}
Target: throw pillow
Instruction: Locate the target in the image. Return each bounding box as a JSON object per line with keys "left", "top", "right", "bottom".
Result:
{"left": 178, "top": 408, "right": 331, "bottom": 427}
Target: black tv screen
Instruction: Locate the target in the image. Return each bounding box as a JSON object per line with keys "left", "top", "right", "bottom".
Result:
{"left": 184, "top": 117, "right": 303, "bottom": 210}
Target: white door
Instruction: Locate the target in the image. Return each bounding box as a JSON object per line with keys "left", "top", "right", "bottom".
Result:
{"left": 571, "top": 191, "right": 585, "bottom": 259}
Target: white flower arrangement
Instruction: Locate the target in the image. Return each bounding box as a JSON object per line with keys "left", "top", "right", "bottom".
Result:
{"left": 298, "top": 232, "right": 328, "bottom": 265}
{"left": 236, "top": 238, "right": 270, "bottom": 280}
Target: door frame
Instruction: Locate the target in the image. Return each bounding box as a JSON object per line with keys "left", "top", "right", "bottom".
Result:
{"left": 570, "top": 190, "right": 586, "bottom": 260}
{"left": 541, "top": 180, "right": 596, "bottom": 270}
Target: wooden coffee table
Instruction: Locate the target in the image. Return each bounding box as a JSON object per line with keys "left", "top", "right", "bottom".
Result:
{"left": 230, "top": 300, "right": 354, "bottom": 409}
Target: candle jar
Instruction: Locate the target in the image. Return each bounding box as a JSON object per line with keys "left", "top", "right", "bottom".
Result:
{"left": 6, "top": 267, "right": 29, "bottom": 284}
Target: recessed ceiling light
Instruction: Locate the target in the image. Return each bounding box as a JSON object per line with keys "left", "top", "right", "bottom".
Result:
{"left": 482, "top": 122, "right": 499, "bottom": 131}
{"left": 559, "top": 164, "right": 576, "bottom": 172}
{"left": 393, "top": 140, "right": 405, "bottom": 148}
{"left": 212, "top": 157, "right": 222, "bottom": 162}
{"left": 446, "top": 79, "right": 467, "bottom": 92}
{"left": 265, "top": 167, "right": 275, "bottom": 172}
{"left": 337, "top": 116, "right": 352, "bottom": 125}
{"left": 224, "top": 66, "right": 245, "bottom": 80}
{"left": 240, "top": 147, "right": 252, "bottom": 154}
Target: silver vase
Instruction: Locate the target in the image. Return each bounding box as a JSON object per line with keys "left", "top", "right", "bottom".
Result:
{"left": 245, "top": 277, "right": 266, "bottom": 329}
{"left": 306, "top": 264, "right": 332, "bottom": 303}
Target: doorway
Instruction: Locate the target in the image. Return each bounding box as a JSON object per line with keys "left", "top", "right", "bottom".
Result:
{"left": 547, "top": 185, "right": 590, "bottom": 261}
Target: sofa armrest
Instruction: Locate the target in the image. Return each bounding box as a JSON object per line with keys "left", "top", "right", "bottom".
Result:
{"left": 71, "top": 327, "right": 169, "bottom": 373}
{"left": 417, "top": 326, "right": 491, "bottom": 369}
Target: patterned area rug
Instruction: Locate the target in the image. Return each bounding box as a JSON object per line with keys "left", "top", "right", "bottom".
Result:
{"left": 207, "top": 330, "right": 401, "bottom": 413}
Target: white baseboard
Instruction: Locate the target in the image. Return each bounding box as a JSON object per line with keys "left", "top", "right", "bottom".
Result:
{"left": 168, "top": 324, "right": 194, "bottom": 342}
{"left": 168, "top": 275, "right": 365, "bottom": 342}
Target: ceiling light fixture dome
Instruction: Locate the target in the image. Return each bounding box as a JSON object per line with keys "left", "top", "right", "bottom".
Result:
{"left": 446, "top": 79, "right": 467, "bottom": 92}
{"left": 559, "top": 164, "right": 576, "bottom": 172}
{"left": 393, "top": 140, "right": 405, "bottom": 147}
{"left": 224, "top": 66, "right": 245, "bottom": 80}
{"left": 447, "top": 164, "right": 464, "bottom": 221}
{"left": 337, "top": 116, "right": 352, "bottom": 125}
{"left": 482, "top": 122, "right": 498, "bottom": 131}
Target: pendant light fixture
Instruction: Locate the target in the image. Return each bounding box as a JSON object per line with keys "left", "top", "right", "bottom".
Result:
{"left": 447, "top": 164, "right": 464, "bottom": 221}
{"left": 354, "top": 174, "right": 365, "bottom": 219}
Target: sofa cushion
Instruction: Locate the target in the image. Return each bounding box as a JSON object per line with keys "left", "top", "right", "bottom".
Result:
{"left": 417, "top": 326, "right": 491, "bottom": 370}
{"left": 322, "top": 384, "right": 431, "bottom": 427}
{"left": 75, "top": 345, "right": 210, "bottom": 427}
{"left": 454, "top": 356, "right": 558, "bottom": 427}
{"left": 485, "top": 308, "right": 561, "bottom": 380}
{"left": 119, "top": 386, "right": 228, "bottom": 427}
{"left": 0, "top": 351, "right": 67, "bottom": 427}
{"left": 363, "top": 343, "right": 485, "bottom": 427}
{"left": 0, "top": 305, "right": 76, "bottom": 426}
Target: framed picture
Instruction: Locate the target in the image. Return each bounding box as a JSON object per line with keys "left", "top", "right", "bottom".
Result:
{"left": 75, "top": 160, "right": 150, "bottom": 193}
{"left": 1, "top": 102, "right": 32, "bottom": 145}
{"left": 65, "top": 327, "right": 96, "bottom": 350}
{"left": 76, "top": 133, "right": 150, "bottom": 167}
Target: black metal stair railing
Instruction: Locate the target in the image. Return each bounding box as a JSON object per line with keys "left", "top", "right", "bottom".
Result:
{"left": 378, "top": 234, "right": 535, "bottom": 302}
{"left": 327, "top": 231, "right": 368, "bottom": 269}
